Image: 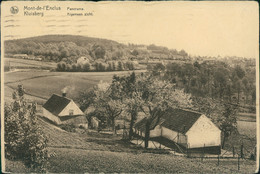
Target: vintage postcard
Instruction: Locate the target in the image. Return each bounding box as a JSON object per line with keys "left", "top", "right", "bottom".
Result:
{"left": 1, "top": 1, "right": 259, "bottom": 173}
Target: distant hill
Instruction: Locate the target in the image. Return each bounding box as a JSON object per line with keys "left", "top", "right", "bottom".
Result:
{"left": 10, "top": 35, "right": 121, "bottom": 46}
{"left": 4, "top": 34, "right": 189, "bottom": 63}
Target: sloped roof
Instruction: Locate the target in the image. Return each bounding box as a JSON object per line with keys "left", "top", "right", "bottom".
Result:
{"left": 134, "top": 117, "right": 147, "bottom": 131}
{"left": 134, "top": 108, "right": 202, "bottom": 134}
{"left": 161, "top": 108, "right": 202, "bottom": 134}
{"left": 43, "top": 94, "right": 71, "bottom": 116}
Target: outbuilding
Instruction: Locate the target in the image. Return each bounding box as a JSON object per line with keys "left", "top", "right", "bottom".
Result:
{"left": 42, "top": 93, "right": 87, "bottom": 127}
{"left": 134, "top": 108, "right": 221, "bottom": 154}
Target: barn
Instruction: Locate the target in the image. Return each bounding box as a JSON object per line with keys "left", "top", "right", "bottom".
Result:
{"left": 42, "top": 93, "right": 87, "bottom": 127}
{"left": 134, "top": 108, "right": 221, "bottom": 154}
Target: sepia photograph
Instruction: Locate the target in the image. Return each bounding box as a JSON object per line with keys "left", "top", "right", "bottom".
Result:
{"left": 1, "top": 1, "right": 259, "bottom": 173}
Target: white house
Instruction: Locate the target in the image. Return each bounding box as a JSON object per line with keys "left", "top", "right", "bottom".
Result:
{"left": 134, "top": 108, "right": 221, "bottom": 154}
{"left": 77, "top": 56, "right": 90, "bottom": 65}
{"left": 42, "top": 93, "right": 87, "bottom": 127}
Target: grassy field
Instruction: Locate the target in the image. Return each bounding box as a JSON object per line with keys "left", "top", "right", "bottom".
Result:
{"left": 4, "top": 117, "right": 257, "bottom": 173}
{"left": 4, "top": 57, "right": 57, "bottom": 70}
{"left": 4, "top": 70, "right": 145, "bottom": 104}
{"left": 237, "top": 121, "right": 256, "bottom": 139}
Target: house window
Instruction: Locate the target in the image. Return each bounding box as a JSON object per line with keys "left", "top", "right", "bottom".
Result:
{"left": 69, "top": 109, "right": 74, "bottom": 115}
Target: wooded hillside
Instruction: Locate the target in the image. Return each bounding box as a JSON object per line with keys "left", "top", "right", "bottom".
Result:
{"left": 4, "top": 35, "right": 188, "bottom": 63}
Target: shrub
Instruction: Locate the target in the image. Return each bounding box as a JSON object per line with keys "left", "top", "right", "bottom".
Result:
{"left": 59, "top": 124, "right": 76, "bottom": 132}
{"left": 5, "top": 85, "right": 48, "bottom": 172}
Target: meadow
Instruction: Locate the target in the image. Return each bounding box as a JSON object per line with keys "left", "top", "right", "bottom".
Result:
{"left": 4, "top": 58, "right": 57, "bottom": 70}
{"left": 4, "top": 70, "right": 145, "bottom": 104}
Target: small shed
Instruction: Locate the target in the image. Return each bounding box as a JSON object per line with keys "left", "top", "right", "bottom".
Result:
{"left": 134, "top": 108, "right": 221, "bottom": 154}
{"left": 42, "top": 93, "right": 87, "bottom": 127}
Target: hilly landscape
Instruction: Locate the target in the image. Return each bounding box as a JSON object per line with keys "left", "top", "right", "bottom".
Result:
{"left": 4, "top": 34, "right": 189, "bottom": 64}
{"left": 3, "top": 34, "right": 257, "bottom": 173}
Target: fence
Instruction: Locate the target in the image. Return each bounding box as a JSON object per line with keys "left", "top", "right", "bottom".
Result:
{"left": 131, "top": 133, "right": 256, "bottom": 171}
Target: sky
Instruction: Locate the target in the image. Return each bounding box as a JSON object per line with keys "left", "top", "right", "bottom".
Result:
{"left": 2, "top": 1, "right": 259, "bottom": 58}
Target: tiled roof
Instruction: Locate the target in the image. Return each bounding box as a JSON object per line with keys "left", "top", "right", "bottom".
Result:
{"left": 43, "top": 94, "right": 71, "bottom": 116}
{"left": 161, "top": 108, "right": 202, "bottom": 134}
{"left": 134, "top": 108, "right": 202, "bottom": 134}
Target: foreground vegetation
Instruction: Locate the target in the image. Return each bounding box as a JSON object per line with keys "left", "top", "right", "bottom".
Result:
{"left": 5, "top": 117, "right": 256, "bottom": 173}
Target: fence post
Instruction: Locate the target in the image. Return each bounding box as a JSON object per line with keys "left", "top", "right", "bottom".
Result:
{"left": 187, "top": 143, "right": 190, "bottom": 158}
{"left": 201, "top": 144, "right": 205, "bottom": 161}
{"left": 241, "top": 144, "right": 244, "bottom": 159}
{"left": 217, "top": 154, "right": 220, "bottom": 166}
{"left": 238, "top": 156, "right": 240, "bottom": 171}
{"left": 233, "top": 146, "right": 235, "bottom": 158}
{"left": 254, "top": 146, "right": 257, "bottom": 161}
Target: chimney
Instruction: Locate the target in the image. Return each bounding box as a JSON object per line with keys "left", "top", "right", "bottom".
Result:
{"left": 62, "top": 92, "right": 66, "bottom": 97}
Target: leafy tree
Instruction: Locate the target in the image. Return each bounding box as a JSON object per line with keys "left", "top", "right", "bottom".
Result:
{"left": 93, "top": 80, "right": 124, "bottom": 133}
{"left": 192, "top": 97, "right": 238, "bottom": 149}
{"left": 151, "top": 63, "right": 165, "bottom": 76}
{"left": 71, "top": 64, "right": 78, "bottom": 72}
{"left": 136, "top": 75, "right": 192, "bottom": 148}
{"left": 112, "top": 61, "right": 116, "bottom": 71}
{"left": 234, "top": 65, "right": 245, "bottom": 79}
{"left": 82, "top": 63, "right": 91, "bottom": 72}
{"left": 77, "top": 90, "right": 96, "bottom": 127}
{"left": 219, "top": 103, "right": 238, "bottom": 148}
{"left": 107, "top": 62, "right": 113, "bottom": 71}
{"left": 111, "top": 72, "right": 141, "bottom": 139}
{"left": 5, "top": 85, "right": 48, "bottom": 171}
{"left": 131, "top": 49, "right": 139, "bottom": 56}
{"left": 117, "top": 61, "right": 123, "bottom": 71}
{"left": 92, "top": 44, "right": 106, "bottom": 59}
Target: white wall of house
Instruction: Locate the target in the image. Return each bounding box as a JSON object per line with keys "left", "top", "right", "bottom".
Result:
{"left": 161, "top": 127, "right": 187, "bottom": 145}
{"left": 186, "top": 115, "right": 221, "bottom": 148}
{"left": 42, "top": 108, "right": 61, "bottom": 125}
{"left": 150, "top": 125, "right": 162, "bottom": 137}
{"left": 136, "top": 125, "right": 186, "bottom": 145}
{"left": 58, "top": 101, "right": 84, "bottom": 117}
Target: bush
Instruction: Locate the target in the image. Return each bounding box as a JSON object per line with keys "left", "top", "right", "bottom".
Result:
{"left": 59, "top": 124, "right": 76, "bottom": 132}
{"left": 5, "top": 85, "right": 48, "bottom": 172}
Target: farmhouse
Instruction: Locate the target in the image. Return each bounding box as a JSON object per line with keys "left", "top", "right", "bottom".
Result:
{"left": 134, "top": 108, "right": 221, "bottom": 154}
{"left": 77, "top": 56, "right": 90, "bottom": 65}
{"left": 42, "top": 93, "right": 87, "bottom": 127}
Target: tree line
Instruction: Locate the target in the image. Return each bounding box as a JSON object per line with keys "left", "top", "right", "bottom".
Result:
{"left": 56, "top": 60, "right": 136, "bottom": 72}
{"left": 149, "top": 60, "right": 256, "bottom": 109}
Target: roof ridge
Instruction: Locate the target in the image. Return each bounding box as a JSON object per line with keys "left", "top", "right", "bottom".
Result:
{"left": 175, "top": 108, "right": 203, "bottom": 116}
{"left": 52, "top": 93, "right": 72, "bottom": 101}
